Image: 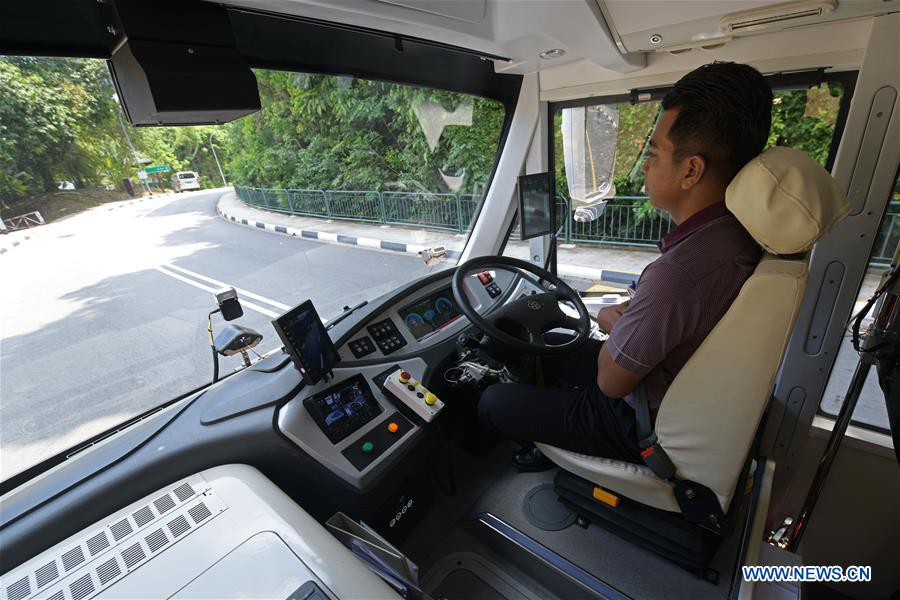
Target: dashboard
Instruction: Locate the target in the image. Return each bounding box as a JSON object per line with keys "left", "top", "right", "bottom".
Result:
{"left": 277, "top": 266, "right": 549, "bottom": 491}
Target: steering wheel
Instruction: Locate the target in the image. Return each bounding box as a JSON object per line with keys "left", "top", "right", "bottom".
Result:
{"left": 451, "top": 255, "right": 591, "bottom": 354}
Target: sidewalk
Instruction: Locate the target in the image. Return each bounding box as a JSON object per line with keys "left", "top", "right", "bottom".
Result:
{"left": 217, "top": 190, "right": 657, "bottom": 288}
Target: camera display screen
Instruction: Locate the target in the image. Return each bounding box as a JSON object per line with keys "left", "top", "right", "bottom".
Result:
{"left": 303, "top": 374, "right": 383, "bottom": 444}
{"left": 518, "top": 172, "right": 553, "bottom": 240}
{"left": 273, "top": 300, "right": 340, "bottom": 385}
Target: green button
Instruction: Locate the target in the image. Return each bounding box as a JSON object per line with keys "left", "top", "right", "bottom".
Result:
{"left": 361, "top": 441, "right": 374, "bottom": 454}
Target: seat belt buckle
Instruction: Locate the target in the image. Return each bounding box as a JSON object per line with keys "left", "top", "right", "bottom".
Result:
{"left": 640, "top": 443, "right": 676, "bottom": 480}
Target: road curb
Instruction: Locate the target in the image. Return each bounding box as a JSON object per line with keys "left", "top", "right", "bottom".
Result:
{"left": 216, "top": 202, "right": 638, "bottom": 286}
{"left": 217, "top": 205, "right": 462, "bottom": 260}
{"left": 0, "top": 233, "right": 35, "bottom": 255}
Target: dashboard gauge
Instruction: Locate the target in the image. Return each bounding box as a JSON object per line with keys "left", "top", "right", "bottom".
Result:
{"left": 435, "top": 296, "right": 453, "bottom": 316}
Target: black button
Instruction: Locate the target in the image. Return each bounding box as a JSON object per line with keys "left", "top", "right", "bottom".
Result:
{"left": 416, "top": 392, "right": 424, "bottom": 398}
{"left": 407, "top": 384, "right": 415, "bottom": 391}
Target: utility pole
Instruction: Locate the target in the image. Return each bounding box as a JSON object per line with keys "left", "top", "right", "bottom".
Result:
{"left": 209, "top": 134, "right": 227, "bottom": 187}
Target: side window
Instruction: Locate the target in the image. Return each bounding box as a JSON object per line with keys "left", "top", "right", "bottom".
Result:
{"left": 541, "top": 78, "right": 848, "bottom": 298}
{"left": 820, "top": 170, "right": 900, "bottom": 431}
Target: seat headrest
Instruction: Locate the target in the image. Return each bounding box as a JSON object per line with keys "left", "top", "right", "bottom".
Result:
{"left": 726, "top": 146, "right": 849, "bottom": 255}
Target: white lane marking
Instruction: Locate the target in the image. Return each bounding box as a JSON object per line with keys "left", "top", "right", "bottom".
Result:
{"left": 162, "top": 263, "right": 291, "bottom": 311}
{"left": 154, "top": 266, "right": 280, "bottom": 318}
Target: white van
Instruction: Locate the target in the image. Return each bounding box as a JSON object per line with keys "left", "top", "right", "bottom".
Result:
{"left": 172, "top": 171, "right": 201, "bottom": 192}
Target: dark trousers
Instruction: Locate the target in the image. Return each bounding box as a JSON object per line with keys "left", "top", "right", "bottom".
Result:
{"left": 478, "top": 339, "right": 643, "bottom": 463}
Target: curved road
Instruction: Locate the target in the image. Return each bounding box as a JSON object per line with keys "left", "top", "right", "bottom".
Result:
{"left": 1, "top": 189, "right": 436, "bottom": 480}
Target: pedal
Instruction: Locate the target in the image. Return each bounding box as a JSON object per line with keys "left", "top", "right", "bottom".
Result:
{"left": 383, "top": 369, "right": 444, "bottom": 422}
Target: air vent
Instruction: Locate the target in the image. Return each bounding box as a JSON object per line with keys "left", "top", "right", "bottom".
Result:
{"left": 145, "top": 528, "right": 169, "bottom": 553}
{"left": 87, "top": 531, "right": 111, "bottom": 556}
{"left": 167, "top": 515, "right": 191, "bottom": 538}
{"left": 35, "top": 560, "right": 60, "bottom": 588}
{"left": 173, "top": 482, "right": 195, "bottom": 502}
{"left": 721, "top": 0, "right": 836, "bottom": 32}
{"left": 132, "top": 506, "right": 154, "bottom": 527}
{"left": 69, "top": 573, "right": 95, "bottom": 600}
{"left": 110, "top": 518, "right": 133, "bottom": 541}
{"left": 47, "top": 591, "right": 65, "bottom": 600}
{"left": 188, "top": 502, "right": 212, "bottom": 524}
{"left": 61, "top": 546, "right": 86, "bottom": 571}
{"left": 153, "top": 493, "right": 176, "bottom": 515}
{"left": 96, "top": 557, "right": 122, "bottom": 585}
{"left": 121, "top": 543, "right": 146, "bottom": 569}
{"left": 5, "top": 576, "right": 31, "bottom": 600}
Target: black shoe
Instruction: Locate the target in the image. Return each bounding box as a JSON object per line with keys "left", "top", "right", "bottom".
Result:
{"left": 512, "top": 447, "right": 555, "bottom": 472}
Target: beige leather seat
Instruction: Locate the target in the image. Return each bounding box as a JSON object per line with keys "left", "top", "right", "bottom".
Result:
{"left": 538, "top": 146, "right": 849, "bottom": 514}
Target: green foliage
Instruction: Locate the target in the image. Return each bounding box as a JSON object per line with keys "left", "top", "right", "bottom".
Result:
{"left": 223, "top": 71, "right": 504, "bottom": 194}
{"left": 0, "top": 56, "right": 231, "bottom": 205}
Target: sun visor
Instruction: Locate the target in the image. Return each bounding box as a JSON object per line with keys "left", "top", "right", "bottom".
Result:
{"left": 108, "top": 0, "right": 260, "bottom": 126}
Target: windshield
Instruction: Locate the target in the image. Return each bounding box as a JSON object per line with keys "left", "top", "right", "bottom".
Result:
{"left": 0, "top": 57, "right": 506, "bottom": 481}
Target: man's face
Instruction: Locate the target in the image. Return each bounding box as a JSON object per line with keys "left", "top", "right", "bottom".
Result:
{"left": 642, "top": 108, "right": 684, "bottom": 212}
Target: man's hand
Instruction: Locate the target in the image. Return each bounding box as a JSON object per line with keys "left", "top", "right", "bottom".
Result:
{"left": 596, "top": 300, "right": 629, "bottom": 334}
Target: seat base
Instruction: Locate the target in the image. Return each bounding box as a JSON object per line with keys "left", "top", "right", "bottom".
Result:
{"left": 553, "top": 470, "right": 723, "bottom": 580}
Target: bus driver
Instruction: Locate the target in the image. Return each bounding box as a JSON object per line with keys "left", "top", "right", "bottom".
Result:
{"left": 478, "top": 62, "right": 771, "bottom": 471}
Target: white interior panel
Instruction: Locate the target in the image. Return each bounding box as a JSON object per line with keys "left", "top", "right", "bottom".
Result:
{"left": 539, "top": 17, "right": 872, "bottom": 101}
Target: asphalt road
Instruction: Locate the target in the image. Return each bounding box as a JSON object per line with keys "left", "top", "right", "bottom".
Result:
{"left": 1, "top": 189, "right": 438, "bottom": 480}
{"left": 1, "top": 188, "right": 890, "bottom": 482}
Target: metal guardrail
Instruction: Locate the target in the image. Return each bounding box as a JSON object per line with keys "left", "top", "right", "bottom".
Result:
{"left": 234, "top": 186, "right": 899, "bottom": 265}
{"left": 2, "top": 211, "right": 45, "bottom": 231}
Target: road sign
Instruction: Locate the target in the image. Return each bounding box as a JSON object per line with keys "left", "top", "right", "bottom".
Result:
{"left": 145, "top": 165, "right": 171, "bottom": 174}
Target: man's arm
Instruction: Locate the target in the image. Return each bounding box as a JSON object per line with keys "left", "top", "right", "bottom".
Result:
{"left": 596, "top": 301, "right": 629, "bottom": 334}
{"left": 596, "top": 343, "right": 642, "bottom": 398}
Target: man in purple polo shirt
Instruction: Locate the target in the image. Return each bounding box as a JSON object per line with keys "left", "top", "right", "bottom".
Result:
{"left": 479, "top": 62, "right": 770, "bottom": 471}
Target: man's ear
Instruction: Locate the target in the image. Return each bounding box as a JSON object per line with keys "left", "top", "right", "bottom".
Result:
{"left": 680, "top": 155, "right": 706, "bottom": 190}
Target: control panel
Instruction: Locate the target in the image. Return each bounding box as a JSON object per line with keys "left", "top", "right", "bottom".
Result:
{"left": 347, "top": 335, "right": 376, "bottom": 358}
{"left": 341, "top": 411, "right": 414, "bottom": 471}
{"left": 366, "top": 319, "right": 407, "bottom": 355}
{"left": 383, "top": 369, "right": 444, "bottom": 423}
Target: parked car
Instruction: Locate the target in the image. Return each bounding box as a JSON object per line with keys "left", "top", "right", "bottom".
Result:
{"left": 172, "top": 170, "right": 201, "bottom": 192}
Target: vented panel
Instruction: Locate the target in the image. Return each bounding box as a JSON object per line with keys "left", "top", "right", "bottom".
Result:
{"left": 145, "top": 528, "right": 169, "bottom": 553}
{"left": 5, "top": 576, "right": 30, "bottom": 600}
{"left": 35, "top": 560, "right": 60, "bottom": 588}
{"left": 61, "top": 546, "right": 86, "bottom": 571}
{"left": 69, "top": 573, "right": 95, "bottom": 600}
{"left": 188, "top": 502, "right": 212, "bottom": 524}
{"left": 153, "top": 493, "right": 176, "bottom": 514}
{"left": 167, "top": 515, "right": 191, "bottom": 538}
{"left": 110, "top": 518, "right": 133, "bottom": 541}
{"left": 4, "top": 476, "right": 218, "bottom": 600}
{"left": 86, "top": 531, "right": 110, "bottom": 556}
{"left": 173, "top": 482, "right": 195, "bottom": 502}
{"left": 132, "top": 506, "right": 154, "bottom": 527}
{"left": 96, "top": 558, "right": 122, "bottom": 585}
{"left": 121, "top": 543, "right": 146, "bottom": 569}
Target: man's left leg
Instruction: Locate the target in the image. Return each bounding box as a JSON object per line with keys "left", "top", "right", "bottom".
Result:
{"left": 478, "top": 382, "right": 641, "bottom": 464}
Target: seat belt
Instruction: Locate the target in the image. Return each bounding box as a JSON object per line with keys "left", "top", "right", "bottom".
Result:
{"left": 633, "top": 381, "right": 676, "bottom": 479}
{"left": 633, "top": 381, "right": 728, "bottom": 533}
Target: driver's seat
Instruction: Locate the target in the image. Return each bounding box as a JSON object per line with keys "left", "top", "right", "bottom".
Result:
{"left": 536, "top": 147, "right": 848, "bottom": 569}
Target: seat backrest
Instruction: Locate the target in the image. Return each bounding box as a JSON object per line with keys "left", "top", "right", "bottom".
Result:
{"left": 655, "top": 146, "right": 849, "bottom": 512}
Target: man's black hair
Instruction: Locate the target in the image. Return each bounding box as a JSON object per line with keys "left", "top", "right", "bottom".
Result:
{"left": 662, "top": 62, "right": 773, "bottom": 184}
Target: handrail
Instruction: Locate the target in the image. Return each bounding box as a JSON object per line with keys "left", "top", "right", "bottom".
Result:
{"left": 233, "top": 185, "right": 899, "bottom": 265}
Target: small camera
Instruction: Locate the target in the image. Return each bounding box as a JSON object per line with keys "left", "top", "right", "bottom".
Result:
{"left": 215, "top": 287, "right": 243, "bottom": 321}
